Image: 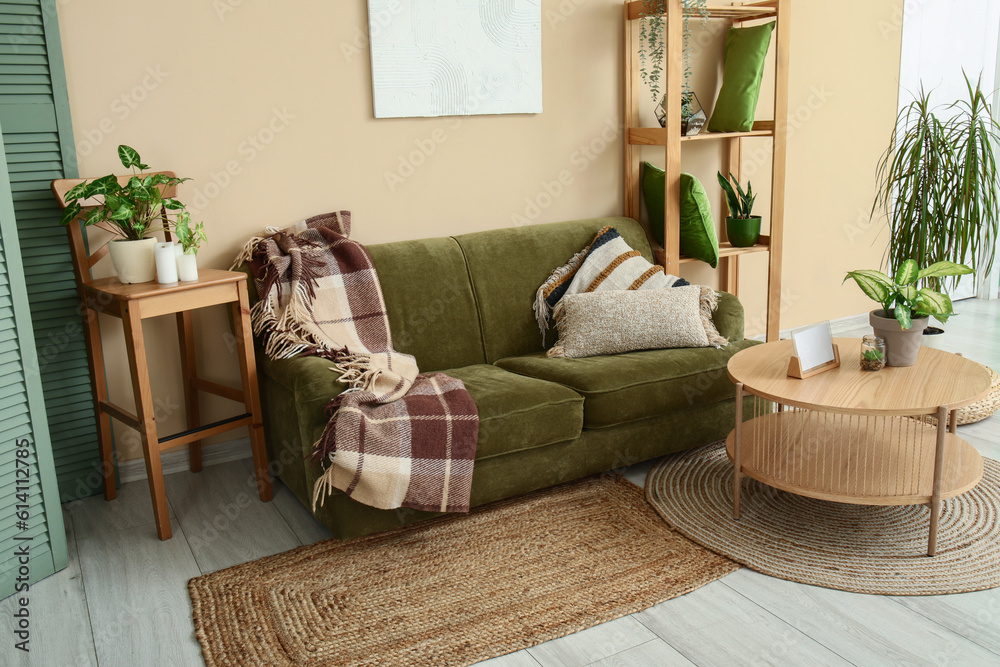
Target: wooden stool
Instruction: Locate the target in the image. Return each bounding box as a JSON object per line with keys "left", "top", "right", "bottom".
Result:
{"left": 52, "top": 174, "right": 272, "bottom": 540}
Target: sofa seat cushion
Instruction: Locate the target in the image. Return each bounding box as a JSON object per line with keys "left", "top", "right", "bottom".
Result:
{"left": 442, "top": 364, "right": 584, "bottom": 461}
{"left": 495, "top": 339, "right": 761, "bottom": 429}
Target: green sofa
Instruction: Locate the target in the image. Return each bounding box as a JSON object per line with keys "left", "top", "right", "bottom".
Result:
{"left": 246, "top": 217, "right": 759, "bottom": 540}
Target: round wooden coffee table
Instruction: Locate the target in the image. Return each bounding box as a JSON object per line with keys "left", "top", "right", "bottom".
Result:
{"left": 727, "top": 338, "right": 992, "bottom": 556}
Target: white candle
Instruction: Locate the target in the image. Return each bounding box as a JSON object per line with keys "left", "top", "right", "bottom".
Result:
{"left": 154, "top": 242, "right": 178, "bottom": 284}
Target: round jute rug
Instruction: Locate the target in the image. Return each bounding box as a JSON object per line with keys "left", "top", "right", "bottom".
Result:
{"left": 645, "top": 442, "right": 1000, "bottom": 596}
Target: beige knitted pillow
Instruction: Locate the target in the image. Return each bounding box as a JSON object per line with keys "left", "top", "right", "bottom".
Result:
{"left": 548, "top": 286, "right": 728, "bottom": 358}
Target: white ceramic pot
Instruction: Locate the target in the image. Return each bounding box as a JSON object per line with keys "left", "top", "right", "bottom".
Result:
{"left": 176, "top": 252, "right": 199, "bottom": 282}
{"left": 108, "top": 237, "right": 156, "bottom": 284}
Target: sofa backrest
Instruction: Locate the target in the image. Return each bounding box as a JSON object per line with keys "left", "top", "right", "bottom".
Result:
{"left": 240, "top": 217, "right": 654, "bottom": 371}
{"left": 452, "top": 217, "right": 654, "bottom": 363}
{"left": 367, "top": 236, "right": 486, "bottom": 371}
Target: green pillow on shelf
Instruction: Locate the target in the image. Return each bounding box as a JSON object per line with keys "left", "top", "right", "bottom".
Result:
{"left": 707, "top": 22, "right": 775, "bottom": 133}
{"left": 640, "top": 162, "right": 720, "bottom": 268}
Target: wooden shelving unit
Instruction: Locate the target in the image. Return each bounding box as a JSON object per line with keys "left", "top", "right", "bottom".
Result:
{"left": 624, "top": 0, "right": 789, "bottom": 341}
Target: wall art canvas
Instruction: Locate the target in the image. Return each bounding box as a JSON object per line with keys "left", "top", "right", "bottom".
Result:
{"left": 368, "top": 0, "right": 542, "bottom": 118}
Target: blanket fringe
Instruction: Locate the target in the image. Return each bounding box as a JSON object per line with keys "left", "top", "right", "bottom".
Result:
{"left": 331, "top": 353, "right": 380, "bottom": 392}
{"left": 311, "top": 466, "right": 337, "bottom": 512}
{"left": 700, "top": 287, "right": 729, "bottom": 349}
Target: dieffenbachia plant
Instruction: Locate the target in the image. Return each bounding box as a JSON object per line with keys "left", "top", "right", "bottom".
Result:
{"left": 844, "top": 259, "right": 972, "bottom": 329}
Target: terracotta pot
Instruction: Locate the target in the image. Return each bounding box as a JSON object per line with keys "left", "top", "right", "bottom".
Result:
{"left": 869, "top": 310, "right": 929, "bottom": 367}
{"left": 108, "top": 237, "right": 156, "bottom": 284}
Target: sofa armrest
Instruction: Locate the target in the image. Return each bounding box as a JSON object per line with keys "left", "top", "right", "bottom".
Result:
{"left": 713, "top": 291, "right": 746, "bottom": 342}
{"left": 262, "top": 354, "right": 350, "bottom": 400}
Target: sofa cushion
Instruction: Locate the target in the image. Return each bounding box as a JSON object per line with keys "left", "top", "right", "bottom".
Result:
{"left": 263, "top": 356, "right": 584, "bottom": 463}
{"left": 495, "top": 339, "right": 761, "bottom": 429}
{"left": 453, "top": 217, "right": 654, "bottom": 363}
{"left": 443, "top": 364, "right": 584, "bottom": 460}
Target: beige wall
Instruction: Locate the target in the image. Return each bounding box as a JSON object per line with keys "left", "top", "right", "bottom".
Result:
{"left": 56, "top": 0, "right": 902, "bottom": 462}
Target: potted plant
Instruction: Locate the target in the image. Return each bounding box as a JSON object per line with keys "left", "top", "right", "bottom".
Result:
{"left": 872, "top": 74, "right": 999, "bottom": 316}
{"left": 173, "top": 211, "right": 207, "bottom": 282}
{"left": 844, "top": 259, "right": 972, "bottom": 366}
{"left": 639, "top": 0, "right": 709, "bottom": 124}
{"left": 58, "top": 145, "right": 191, "bottom": 284}
{"left": 717, "top": 172, "right": 760, "bottom": 247}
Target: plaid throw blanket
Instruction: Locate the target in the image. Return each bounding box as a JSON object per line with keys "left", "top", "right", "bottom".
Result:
{"left": 235, "top": 211, "right": 478, "bottom": 513}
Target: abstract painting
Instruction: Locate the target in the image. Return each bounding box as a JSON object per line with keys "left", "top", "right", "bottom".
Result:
{"left": 368, "top": 0, "right": 542, "bottom": 118}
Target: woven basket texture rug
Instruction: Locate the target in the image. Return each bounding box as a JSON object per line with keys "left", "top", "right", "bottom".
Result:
{"left": 189, "top": 475, "right": 738, "bottom": 667}
{"left": 646, "top": 442, "right": 1000, "bottom": 596}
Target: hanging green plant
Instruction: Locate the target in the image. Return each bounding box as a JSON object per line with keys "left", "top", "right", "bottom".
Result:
{"left": 638, "top": 0, "right": 709, "bottom": 118}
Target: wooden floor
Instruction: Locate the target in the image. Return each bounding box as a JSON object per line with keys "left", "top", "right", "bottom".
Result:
{"left": 3, "top": 299, "right": 1000, "bottom": 667}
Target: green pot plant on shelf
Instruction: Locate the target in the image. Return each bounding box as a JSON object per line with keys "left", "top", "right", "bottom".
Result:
{"left": 844, "top": 259, "right": 972, "bottom": 367}
{"left": 717, "top": 171, "right": 760, "bottom": 247}
{"left": 58, "top": 145, "right": 193, "bottom": 284}
{"left": 872, "top": 73, "right": 1000, "bottom": 333}
{"left": 173, "top": 212, "right": 207, "bottom": 282}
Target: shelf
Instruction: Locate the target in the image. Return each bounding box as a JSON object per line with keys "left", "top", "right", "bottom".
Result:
{"left": 629, "top": 122, "right": 775, "bottom": 146}
{"left": 626, "top": 1, "right": 777, "bottom": 22}
{"left": 653, "top": 240, "right": 770, "bottom": 266}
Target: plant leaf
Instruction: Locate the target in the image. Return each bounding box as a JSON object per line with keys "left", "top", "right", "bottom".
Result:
{"left": 117, "top": 145, "right": 142, "bottom": 169}
{"left": 109, "top": 203, "right": 135, "bottom": 221}
{"left": 86, "top": 174, "right": 119, "bottom": 197}
{"left": 844, "top": 270, "right": 892, "bottom": 303}
{"left": 717, "top": 172, "right": 739, "bottom": 218}
{"left": 895, "top": 259, "right": 919, "bottom": 285}
{"left": 917, "top": 260, "right": 974, "bottom": 280}
{"left": 894, "top": 303, "right": 913, "bottom": 329}
{"left": 162, "top": 198, "right": 185, "bottom": 210}
{"left": 59, "top": 201, "right": 81, "bottom": 226}
{"left": 64, "top": 181, "right": 89, "bottom": 201}
{"left": 915, "top": 288, "right": 953, "bottom": 315}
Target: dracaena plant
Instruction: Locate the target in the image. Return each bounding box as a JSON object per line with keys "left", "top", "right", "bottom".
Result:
{"left": 58, "top": 145, "right": 194, "bottom": 242}
{"left": 873, "top": 73, "right": 999, "bottom": 292}
{"left": 844, "top": 259, "right": 972, "bottom": 329}
{"left": 717, "top": 172, "right": 756, "bottom": 219}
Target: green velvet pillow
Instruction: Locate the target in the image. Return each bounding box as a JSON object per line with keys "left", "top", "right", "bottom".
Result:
{"left": 707, "top": 22, "right": 775, "bottom": 133}
{"left": 641, "top": 162, "right": 719, "bottom": 268}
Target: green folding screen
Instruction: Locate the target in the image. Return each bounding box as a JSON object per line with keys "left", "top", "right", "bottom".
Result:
{"left": 0, "top": 0, "right": 103, "bottom": 502}
{"left": 0, "top": 114, "right": 68, "bottom": 599}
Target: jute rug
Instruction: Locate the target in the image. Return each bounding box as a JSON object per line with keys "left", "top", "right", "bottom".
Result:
{"left": 189, "top": 475, "right": 738, "bottom": 667}
{"left": 646, "top": 442, "right": 1000, "bottom": 596}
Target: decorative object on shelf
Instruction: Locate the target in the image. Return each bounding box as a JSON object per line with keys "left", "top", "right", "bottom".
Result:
{"left": 174, "top": 212, "right": 206, "bottom": 282}
{"left": 57, "top": 145, "right": 194, "bottom": 284}
{"left": 860, "top": 335, "right": 886, "bottom": 372}
{"left": 154, "top": 241, "right": 179, "bottom": 284}
{"left": 844, "top": 259, "right": 973, "bottom": 367}
{"left": 718, "top": 171, "right": 760, "bottom": 247}
{"left": 643, "top": 164, "right": 719, "bottom": 266}
{"left": 638, "top": 0, "right": 709, "bottom": 116}
{"left": 873, "top": 74, "right": 1000, "bottom": 296}
{"left": 656, "top": 91, "right": 707, "bottom": 135}
{"left": 707, "top": 21, "right": 775, "bottom": 132}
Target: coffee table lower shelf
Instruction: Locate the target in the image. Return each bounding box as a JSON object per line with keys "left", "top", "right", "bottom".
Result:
{"left": 725, "top": 411, "right": 983, "bottom": 505}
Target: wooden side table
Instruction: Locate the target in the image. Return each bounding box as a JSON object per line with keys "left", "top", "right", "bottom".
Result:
{"left": 52, "top": 176, "right": 272, "bottom": 540}
{"left": 727, "top": 338, "right": 991, "bottom": 556}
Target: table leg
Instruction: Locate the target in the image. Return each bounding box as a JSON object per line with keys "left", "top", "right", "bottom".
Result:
{"left": 928, "top": 404, "right": 949, "bottom": 556}
{"left": 232, "top": 282, "right": 273, "bottom": 502}
{"left": 734, "top": 382, "right": 744, "bottom": 520}
{"left": 122, "top": 303, "right": 172, "bottom": 541}
{"left": 176, "top": 311, "right": 202, "bottom": 472}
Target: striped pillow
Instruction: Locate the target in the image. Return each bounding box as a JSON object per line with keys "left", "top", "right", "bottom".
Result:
{"left": 533, "top": 226, "right": 688, "bottom": 339}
